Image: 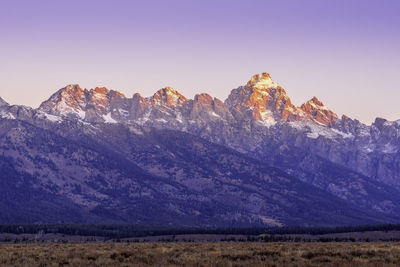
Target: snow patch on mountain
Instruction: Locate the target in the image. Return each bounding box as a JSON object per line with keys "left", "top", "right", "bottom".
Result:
{"left": 156, "top": 118, "right": 168, "bottom": 123}
{"left": 117, "top": 108, "right": 129, "bottom": 117}
{"left": 77, "top": 110, "right": 86, "bottom": 120}
{"left": 257, "top": 110, "right": 277, "bottom": 127}
{"left": 102, "top": 113, "right": 117, "bottom": 123}
{"left": 0, "top": 111, "right": 15, "bottom": 120}
{"left": 175, "top": 112, "right": 184, "bottom": 123}
{"left": 135, "top": 109, "right": 152, "bottom": 125}
{"left": 50, "top": 97, "right": 85, "bottom": 119}
{"left": 43, "top": 113, "right": 63, "bottom": 123}
{"left": 289, "top": 121, "right": 353, "bottom": 140}
{"left": 259, "top": 110, "right": 276, "bottom": 124}
{"left": 257, "top": 120, "right": 276, "bottom": 128}
{"left": 331, "top": 128, "right": 354, "bottom": 139}
{"left": 210, "top": 111, "right": 221, "bottom": 118}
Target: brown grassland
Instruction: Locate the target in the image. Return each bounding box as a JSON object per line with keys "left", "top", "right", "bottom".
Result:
{"left": 1, "top": 242, "right": 400, "bottom": 266}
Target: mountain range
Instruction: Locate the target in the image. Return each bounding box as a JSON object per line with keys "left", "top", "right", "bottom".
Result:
{"left": 0, "top": 72, "right": 399, "bottom": 227}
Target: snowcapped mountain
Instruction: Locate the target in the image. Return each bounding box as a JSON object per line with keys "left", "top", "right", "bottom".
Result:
{"left": 39, "top": 85, "right": 126, "bottom": 122}
{"left": 225, "top": 72, "right": 304, "bottom": 124}
{"left": 36, "top": 72, "right": 399, "bottom": 155}
{"left": 6, "top": 73, "right": 400, "bottom": 192}
{"left": 1, "top": 72, "right": 399, "bottom": 226}
{"left": 36, "top": 72, "right": 344, "bottom": 130}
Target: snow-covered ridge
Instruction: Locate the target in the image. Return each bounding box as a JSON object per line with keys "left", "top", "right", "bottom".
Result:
{"left": 13, "top": 73, "right": 397, "bottom": 150}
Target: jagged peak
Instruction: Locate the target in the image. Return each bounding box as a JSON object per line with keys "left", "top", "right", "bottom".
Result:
{"left": 39, "top": 84, "right": 126, "bottom": 119}
{"left": 50, "top": 84, "right": 126, "bottom": 101}
{"left": 246, "top": 72, "right": 271, "bottom": 85}
{"left": 42, "top": 84, "right": 84, "bottom": 104}
{"left": 61, "top": 84, "right": 83, "bottom": 93}
{"left": 44, "top": 84, "right": 85, "bottom": 105}
{"left": 92, "top": 86, "right": 109, "bottom": 94}
{"left": 86, "top": 87, "right": 126, "bottom": 99}
{"left": 156, "top": 86, "right": 183, "bottom": 96}
{"left": 150, "top": 87, "right": 187, "bottom": 106}
{"left": 38, "top": 84, "right": 86, "bottom": 119}
{"left": 300, "top": 96, "right": 338, "bottom": 126}
{"left": 301, "top": 96, "right": 333, "bottom": 112}
{"left": 341, "top": 114, "right": 352, "bottom": 122}
{"left": 373, "top": 117, "right": 388, "bottom": 130}
{"left": 194, "top": 93, "right": 213, "bottom": 102}
{"left": 245, "top": 72, "right": 279, "bottom": 90}
{"left": 194, "top": 93, "right": 225, "bottom": 108}
{"left": 108, "top": 90, "right": 126, "bottom": 98}
{"left": 132, "top": 92, "right": 145, "bottom": 99}
{"left": 308, "top": 96, "right": 325, "bottom": 107}
{"left": 225, "top": 72, "right": 299, "bottom": 124}
{"left": 0, "top": 97, "right": 9, "bottom": 107}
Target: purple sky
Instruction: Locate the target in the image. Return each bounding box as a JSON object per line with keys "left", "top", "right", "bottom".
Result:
{"left": 0, "top": 0, "right": 399, "bottom": 123}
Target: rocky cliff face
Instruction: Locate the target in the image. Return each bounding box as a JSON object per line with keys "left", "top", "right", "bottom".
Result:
{"left": 300, "top": 96, "right": 338, "bottom": 127}
{"left": 225, "top": 72, "right": 303, "bottom": 124}
{"left": 38, "top": 85, "right": 126, "bottom": 122}
{"left": 149, "top": 86, "right": 187, "bottom": 107}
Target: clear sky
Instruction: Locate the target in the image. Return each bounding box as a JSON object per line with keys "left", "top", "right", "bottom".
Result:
{"left": 0, "top": 0, "right": 399, "bottom": 124}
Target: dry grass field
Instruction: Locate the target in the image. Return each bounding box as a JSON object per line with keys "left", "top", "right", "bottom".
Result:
{"left": 1, "top": 242, "right": 400, "bottom": 266}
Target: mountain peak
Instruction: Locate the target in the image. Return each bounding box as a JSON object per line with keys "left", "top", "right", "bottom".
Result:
{"left": 159, "top": 86, "right": 180, "bottom": 95}
{"left": 245, "top": 72, "right": 279, "bottom": 89}
{"left": 39, "top": 84, "right": 127, "bottom": 121}
{"left": 150, "top": 87, "right": 187, "bottom": 107}
{"left": 226, "top": 72, "right": 300, "bottom": 123}
{"left": 0, "top": 97, "right": 9, "bottom": 107}
{"left": 39, "top": 84, "right": 86, "bottom": 118}
{"left": 62, "top": 84, "right": 83, "bottom": 93}
{"left": 301, "top": 97, "right": 338, "bottom": 127}
{"left": 86, "top": 87, "right": 126, "bottom": 100}
{"left": 92, "top": 86, "right": 109, "bottom": 94}
{"left": 310, "top": 96, "right": 324, "bottom": 106}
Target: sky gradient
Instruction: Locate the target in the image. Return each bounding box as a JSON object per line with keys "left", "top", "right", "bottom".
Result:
{"left": 0, "top": 0, "right": 399, "bottom": 124}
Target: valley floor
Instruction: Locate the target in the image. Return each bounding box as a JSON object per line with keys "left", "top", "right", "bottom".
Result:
{"left": 1, "top": 242, "right": 400, "bottom": 266}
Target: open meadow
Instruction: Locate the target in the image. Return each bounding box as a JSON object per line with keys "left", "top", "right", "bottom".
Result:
{"left": 1, "top": 242, "right": 400, "bottom": 266}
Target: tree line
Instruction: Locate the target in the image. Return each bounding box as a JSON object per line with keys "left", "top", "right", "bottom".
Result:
{"left": 0, "top": 224, "right": 399, "bottom": 239}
